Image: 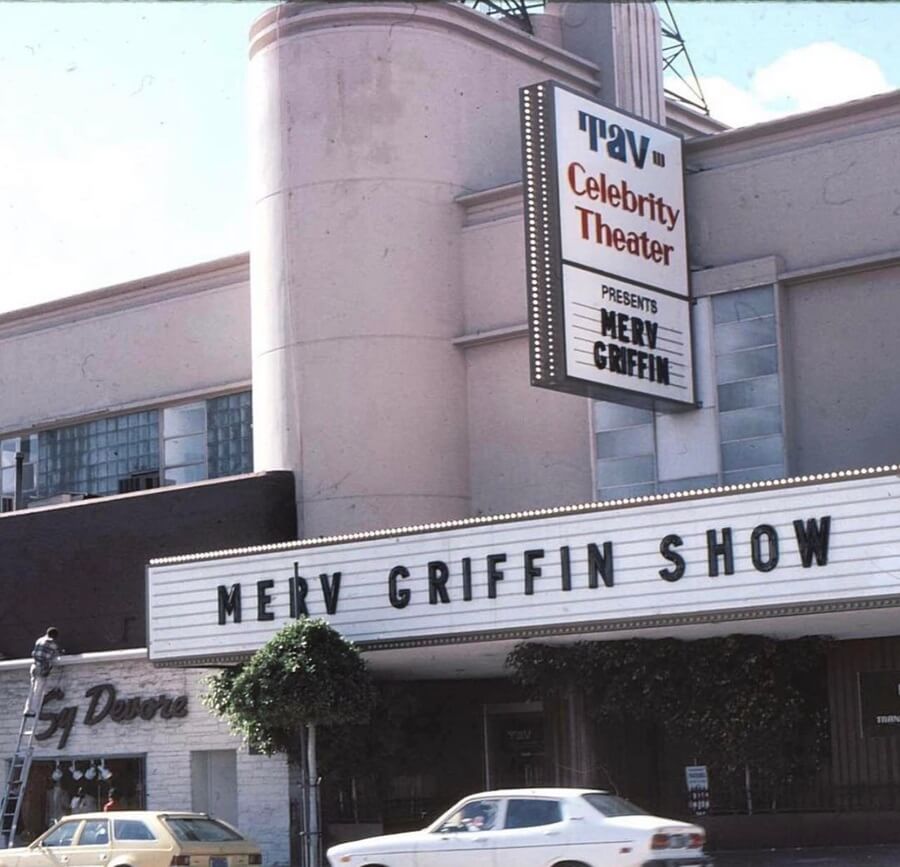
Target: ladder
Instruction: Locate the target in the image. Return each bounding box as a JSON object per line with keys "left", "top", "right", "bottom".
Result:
{"left": 0, "top": 707, "right": 41, "bottom": 848}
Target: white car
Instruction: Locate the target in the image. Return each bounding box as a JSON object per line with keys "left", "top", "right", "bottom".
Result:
{"left": 327, "top": 787, "right": 712, "bottom": 867}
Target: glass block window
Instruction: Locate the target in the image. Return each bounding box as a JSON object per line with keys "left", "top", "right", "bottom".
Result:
{"left": 207, "top": 391, "right": 253, "bottom": 479}
{"left": 1, "top": 391, "right": 253, "bottom": 509}
{"left": 713, "top": 286, "right": 785, "bottom": 484}
{"left": 593, "top": 401, "right": 657, "bottom": 500}
{"left": 38, "top": 411, "right": 159, "bottom": 498}
{"left": 163, "top": 402, "right": 208, "bottom": 486}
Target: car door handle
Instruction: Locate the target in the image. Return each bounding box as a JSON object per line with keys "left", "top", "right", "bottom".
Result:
{"left": 471, "top": 836, "right": 488, "bottom": 843}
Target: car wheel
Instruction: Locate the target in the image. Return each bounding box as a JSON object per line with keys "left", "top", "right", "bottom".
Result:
{"left": 554, "top": 862, "right": 592, "bottom": 867}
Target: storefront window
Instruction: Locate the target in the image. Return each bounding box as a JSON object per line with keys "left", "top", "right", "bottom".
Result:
{"left": 14, "top": 757, "right": 145, "bottom": 843}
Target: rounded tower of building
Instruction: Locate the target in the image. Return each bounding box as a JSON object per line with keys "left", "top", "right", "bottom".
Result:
{"left": 247, "top": 1, "right": 600, "bottom": 537}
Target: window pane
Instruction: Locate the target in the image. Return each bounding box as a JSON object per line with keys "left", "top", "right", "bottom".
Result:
{"left": 163, "top": 403, "right": 206, "bottom": 437}
{"left": 435, "top": 799, "right": 501, "bottom": 833}
{"left": 163, "top": 818, "right": 244, "bottom": 843}
{"left": 163, "top": 464, "right": 208, "bottom": 487}
{"left": 42, "top": 821, "right": 80, "bottom": 847}
{"left": 596, "top": 455, "right": 655, "bottom": 487}
{"left": 164, "top": 434, "right": 206, "bottom": 467}
{"left": 597, "top": 482, "right": 656, "bottom": 501}
{"left": 504, "top": 799, "right": 562, "bottom": 829}
{"left": 593, "top": 401, "right": 652, "bottom": 431}
{"left": 20, "top": 463, "right": 35, "bottom": 491}
{"left": 596, "top": 425, "right": 654, "bottom": 459}
{"left": 37, "top": 410, "right": 159, "bottom": 499}
{"left": 1, "top": 439, "right": 19, "bottom": 467}
{"left": 714, "top": 316, "right": 776, "bottom": 354}
{"left": 722, "top": 434, "right": 785, "bottom": 471}
{"left": 77, "top": 820, "right": 109, "bottom": 846}
{"left": 718, "top": 375, "right": 780, "bottom": 412}
{"left": 581, "top": 793, "right": 647, "bottom": 817}
{"left": 723, "top": 464, "right": 786, "bottom": 485}
{"left": 207, "top": 391, "right": 253, "bottom": 479}
{"left": 712, "top": 285, "right": 774, "bottom": 324}
{"left": 658, "top": 475, "right": 720, "bottom": 494}
{"left": 113, "top": 821, "right": 156, "bottom": 842}
{"left": 716, "top": 346, "right": 778, "bottom": 384}
{"left": 719, "top": 405, "right": 782, "bottom": 441}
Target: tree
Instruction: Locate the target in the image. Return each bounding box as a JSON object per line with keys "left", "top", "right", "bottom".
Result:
{"left": 204, "top": 618, "right": 375, "bottom": 867}
{"left": 507, "top": 635, "right": 830, "bottom": 812}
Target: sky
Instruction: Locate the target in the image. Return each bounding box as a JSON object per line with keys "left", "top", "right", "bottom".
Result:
{"left": 0, "top": 1, "right": 898, "bottom": 315}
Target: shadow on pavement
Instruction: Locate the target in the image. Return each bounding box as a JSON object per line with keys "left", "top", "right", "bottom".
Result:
{"left": 712, "top": 846, "right": 900, "bottom": 866}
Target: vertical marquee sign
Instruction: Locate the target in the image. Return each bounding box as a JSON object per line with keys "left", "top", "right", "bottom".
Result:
{"left": 521, "top": 82, "right": 695, "bottom": 409}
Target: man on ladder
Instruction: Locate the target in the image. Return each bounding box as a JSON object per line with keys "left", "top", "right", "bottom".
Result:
{"left": 24, "top": 627, "right": 61, "bottom": 716}
{"left": 1, "top": 628, "right": 63, "bottom": 847}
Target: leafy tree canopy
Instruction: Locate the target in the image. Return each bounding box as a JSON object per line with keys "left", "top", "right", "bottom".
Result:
{"left": 204, "top": 618, "right": 375, "bottom": 758}
{"left": 507, "top": 634, "right": 830, "bottom": 779}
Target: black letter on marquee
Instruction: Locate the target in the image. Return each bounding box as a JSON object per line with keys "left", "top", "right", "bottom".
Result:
{"left": 217, "top": 584, "right": 242, "bottom": 624}
{"left": 794, "top": 517, "right": 831, "bottom": 567}
{"left": 524, "top": 549, "right": 544, "bottom": 596}
{"left": 290, "top": 563, "right": 309, "bottom": 617}
{"left": 462, "top": 557, "right": 473, "bottom": 601}
{"left": 389, "top": 566, "right": 411, "bottom": 609}
{"left": 256, "top": 580, "right": 275, "bottom": 621}
{"left": 428, "top": 561, "right": 451, "bottom": 604}
{"left": 560, "top": 546, "right": 572, "bottom": 591}
{"left": 659, "top": 534, "right": 685, "bottom": 582}
{"left": 706, "top": 528, "right": 735, "bottom": 577}
{"left": 750, "top": 524, "right": 779, "bottom": 572}
{"left": 587, "top": 542, "right": 614, "bottom": 588}
{"left": 487, "top": 554, "right": 507, "bottom": 599}
{"left": 320, "top": 572, "right": 342, "bottom": 614}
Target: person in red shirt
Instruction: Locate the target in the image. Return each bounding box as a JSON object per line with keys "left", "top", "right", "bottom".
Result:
{"left": 103, "top": 788, "right": 123, "bottom": 812}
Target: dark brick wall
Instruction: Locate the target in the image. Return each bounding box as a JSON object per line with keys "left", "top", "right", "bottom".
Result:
{"left": 0, "top": 471, "right": 296, "bottom": 658}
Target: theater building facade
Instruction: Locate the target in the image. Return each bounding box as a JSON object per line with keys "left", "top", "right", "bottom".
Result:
{"left": 2, "top": 0, "right": 900, "bottom": 857}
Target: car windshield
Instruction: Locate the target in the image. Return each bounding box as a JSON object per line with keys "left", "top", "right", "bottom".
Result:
{"left": 163, "top": 818, "right": 244, "bottom": 842}
{"left": 581, "top": 793, "right": 648, "bottom": 817}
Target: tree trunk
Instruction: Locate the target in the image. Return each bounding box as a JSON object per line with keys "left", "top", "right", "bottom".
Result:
{"left": 307, "top": 722, "right": 320, "bottom": 867}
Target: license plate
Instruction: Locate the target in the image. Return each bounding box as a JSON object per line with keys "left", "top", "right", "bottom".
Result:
{"left": 210, "top": 858, "right": 228, "bottom": 867}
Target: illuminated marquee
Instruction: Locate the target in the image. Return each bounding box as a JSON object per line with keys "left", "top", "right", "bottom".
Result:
{"left": 521, "top": 82, "right": 695, "bottom": 409}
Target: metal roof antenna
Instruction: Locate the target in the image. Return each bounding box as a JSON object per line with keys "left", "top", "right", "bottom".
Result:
{"left": 659, "top": 0, "right": 710, "bottom": 115}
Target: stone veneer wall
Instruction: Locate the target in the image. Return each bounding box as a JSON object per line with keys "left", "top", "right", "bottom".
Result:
{"left": 0, "top": 654, "right": 289, "bottom": 867}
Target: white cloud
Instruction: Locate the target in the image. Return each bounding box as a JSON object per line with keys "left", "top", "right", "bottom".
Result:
{"left": 671, "top": 41, "right": 892, "bottom": 128}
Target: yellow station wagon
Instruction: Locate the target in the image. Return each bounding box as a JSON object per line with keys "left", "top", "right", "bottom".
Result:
{"left": 0, "top": 811, "right": 262, "bottom": 867}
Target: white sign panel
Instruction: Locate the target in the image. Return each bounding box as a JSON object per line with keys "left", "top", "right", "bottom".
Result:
{"left": 521, "top": 81, "right": 694, "bottom": 409}
{"left": 148, "top": 471, "right": 900, "bottom": 664}
{"left": 685, "top": 766, "right": 709, "bottom": 791}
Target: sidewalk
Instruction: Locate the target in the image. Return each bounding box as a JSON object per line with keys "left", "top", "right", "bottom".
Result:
{"left": 713, "top": 845, "right": 900, "bottom": 866}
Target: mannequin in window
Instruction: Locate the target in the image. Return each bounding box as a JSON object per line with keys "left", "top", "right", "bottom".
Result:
{"left": 70, "top": 787, "right": 97, "bottom": 814}
{"left": 46, "top": 781, "right": 69, "bottom": 825}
